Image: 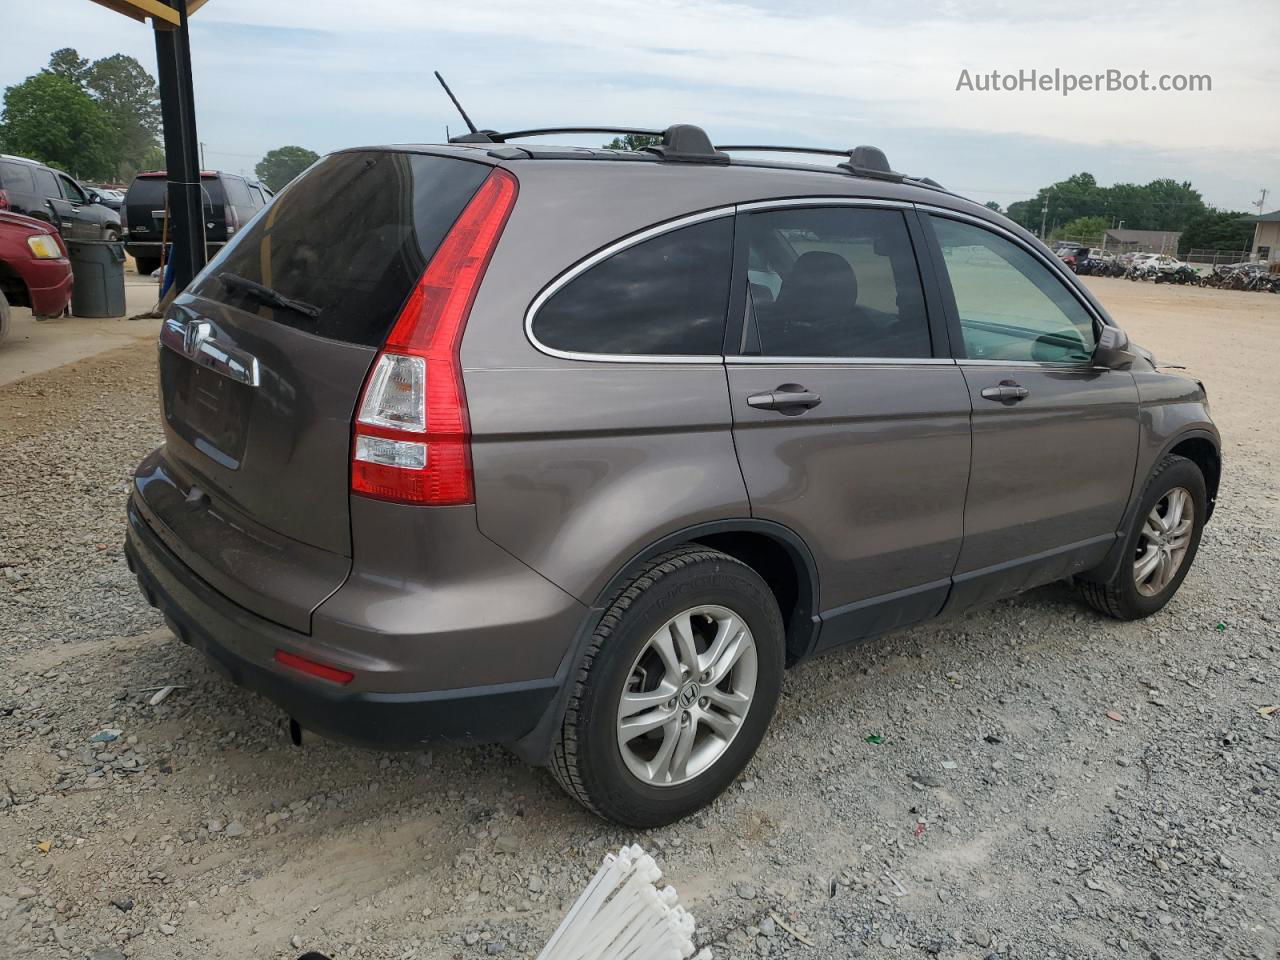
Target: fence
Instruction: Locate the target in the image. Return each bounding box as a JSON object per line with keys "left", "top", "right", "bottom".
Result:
{"left": 1183, "top": 248, "right": 1251, "bottom": 266}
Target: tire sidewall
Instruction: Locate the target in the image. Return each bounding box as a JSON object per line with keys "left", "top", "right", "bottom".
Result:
{"left": 0, "top": 289, "right": 9, "bottom": 343}
{"left": 1116, "top": 458, "right": 1207, "bottom": 617}
{"left": 576, "top": 558, "right": 784, "bottom": 826}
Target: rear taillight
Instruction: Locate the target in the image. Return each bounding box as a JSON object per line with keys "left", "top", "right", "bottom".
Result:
{"left": 0, "top": 189, "right": 9, "bottom": 211}
{"left": 225, "top": 204, "right": 240, "bottom": 236}
{"left": 351, "top": 168, "right": 518, "bottom": 505}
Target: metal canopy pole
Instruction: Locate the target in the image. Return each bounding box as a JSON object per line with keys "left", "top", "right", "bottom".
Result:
{"left": 152, "top": 0, "right": 205, "bottom": 290}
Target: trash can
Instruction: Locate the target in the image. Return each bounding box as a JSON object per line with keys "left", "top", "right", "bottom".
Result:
{"left": 66, "top": 239, "right": 127, "bottom": 318}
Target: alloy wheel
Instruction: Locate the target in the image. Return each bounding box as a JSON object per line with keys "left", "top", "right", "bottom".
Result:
{"left": 615, "top": 605, "right": 758, "bottom": 787}
{"left": 1134, "top": 486, "right": 1194, "bottom": 597}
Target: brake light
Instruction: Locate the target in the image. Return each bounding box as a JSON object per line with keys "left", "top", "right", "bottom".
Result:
{"left": 351, "top": 168, "right": 518, "bottom": 505}
{"left": 0, "top": 189, "right": 9, "bottom": 211}
{"left": 225, "top": 203, "right": 240, "bottom": 236}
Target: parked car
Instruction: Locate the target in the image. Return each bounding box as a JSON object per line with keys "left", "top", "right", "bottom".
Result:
{"left": 0, "top": 211, "right": 73, "bottom": 342}
{"left": 125, "top": 128, "right": 1220, "bottom": 826}
{"left": 87, "top": 186, "right": 126, "bottom": 211}
{"left": 122, "top": 169, "right": 268, "bottom": 276}
{"left": 0, "top": 154, "right": 123, "bottom": 242}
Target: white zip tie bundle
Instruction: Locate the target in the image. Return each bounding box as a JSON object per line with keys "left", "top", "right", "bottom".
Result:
{"left": 536, "top": 845, "right": 712, "bottom": 960}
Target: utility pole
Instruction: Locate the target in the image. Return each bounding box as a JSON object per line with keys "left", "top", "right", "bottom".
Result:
{"left": 1256, "top": 188, "right": 1270, "bottom": 215}
{"left": 1040, "top": 195, "right": 1049, "bottom": 239}
{"left": 200, "top": 141, "right": 207, "bottom": 169}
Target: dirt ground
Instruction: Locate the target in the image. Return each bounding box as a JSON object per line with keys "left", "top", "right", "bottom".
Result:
{"left": 0, "top": 278, "right": 1276, "bottom": 960}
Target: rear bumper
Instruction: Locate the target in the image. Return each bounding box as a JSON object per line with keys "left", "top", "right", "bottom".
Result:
{"left": 125, "top": 497, "right": 568, "bottom": 749}
{"left": 125, "top": 241, "right": 225, "bottom": 260}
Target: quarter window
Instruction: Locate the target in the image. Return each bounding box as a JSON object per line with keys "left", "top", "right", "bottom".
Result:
{"left": 931, "top": 216, "right": 1096, "bottom": 363}
{"left": 532, "top": 217, "right": 734, "bottom": 357}
{"left": 743, "top": 206, "right": 932, "bottom": 358}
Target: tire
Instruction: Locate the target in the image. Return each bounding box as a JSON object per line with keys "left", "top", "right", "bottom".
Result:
{"left": 0, "top": 289, "right": 10, "bottom": 344}
{"left": 135, "top": 257, "right": 160, "bottom": 277}
{"left": 105, "top": 228, "right": 121, "bottom": 243}
{"left": 1078, "top": 454, "right": 1207, "bottom": 620}
{"left": 551, "top": 545, "right": 785, "bottom": 827}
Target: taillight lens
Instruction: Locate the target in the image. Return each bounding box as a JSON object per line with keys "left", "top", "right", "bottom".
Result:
{"left": 351, "top": 168, "right": 518, "bottom": 505}
{"left": 225, "top": 204, "right": 240, "bottom": 236}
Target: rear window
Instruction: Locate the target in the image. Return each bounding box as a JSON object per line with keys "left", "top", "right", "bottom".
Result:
{"left": 127, "top": 176, "right": 224, "bottom": 207}
{"left": 0, "top": 161, "right": 36, "bottom": 194}
{"left": 188, "top": 151, "right": 490, "bottom": 346}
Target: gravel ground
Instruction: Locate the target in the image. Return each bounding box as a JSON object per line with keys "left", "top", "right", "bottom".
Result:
{"left": 0, "top": 279, "right": 1277, "bottom": 960}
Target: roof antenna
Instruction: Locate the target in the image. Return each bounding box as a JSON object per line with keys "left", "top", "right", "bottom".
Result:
{"left": 433, "top": 71, "right": 495, "bottom": 143}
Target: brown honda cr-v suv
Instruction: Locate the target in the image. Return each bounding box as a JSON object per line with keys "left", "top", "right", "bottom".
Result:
{"left": 125, "top": 125, "right": 1220, "bottom": 826}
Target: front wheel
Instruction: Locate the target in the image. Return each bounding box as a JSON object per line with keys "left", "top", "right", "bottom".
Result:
{"left": 1079, "top": 454, "right": 1207, "bottom": 620}
{"left": 551, "top": 545, "right": 784, "bottom": 827}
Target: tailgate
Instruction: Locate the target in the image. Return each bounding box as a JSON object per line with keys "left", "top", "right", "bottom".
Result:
{"left": 140, "top": 149, "right": 492, "bottom": 630}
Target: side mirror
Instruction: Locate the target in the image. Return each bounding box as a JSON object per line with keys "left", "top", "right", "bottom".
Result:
{"left": 1093, "top": 325, "right": 1134, "bottom": 369}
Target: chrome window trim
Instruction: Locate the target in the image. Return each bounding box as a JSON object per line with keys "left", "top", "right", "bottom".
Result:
{"left": 958, "top": 358, "right": 1109, "bottom": 371}
{"left": 524, "top": 205, "right": 736, "bottom": 365}
{"left": 728, "top": 356, "right": 956, "bottom": 366}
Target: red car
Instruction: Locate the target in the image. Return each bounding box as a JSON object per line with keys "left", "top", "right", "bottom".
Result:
{"left": 0, "top": 211, "right": 73, "bottom": 341}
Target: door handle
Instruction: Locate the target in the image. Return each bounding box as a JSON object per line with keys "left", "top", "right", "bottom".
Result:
{"left": 747, "top": 384, "right": 822, "bottom": 413}
{"left": 980, "top": 380, "right": 1030, "bottom": 403}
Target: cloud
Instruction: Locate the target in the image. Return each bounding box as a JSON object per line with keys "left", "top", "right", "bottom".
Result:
{"left": 4, "top": 0, "right": 1275, "bottom": 210}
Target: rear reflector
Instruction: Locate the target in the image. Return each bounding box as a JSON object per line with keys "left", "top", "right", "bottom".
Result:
{"left": 274, "top": 649, "right": 354, "bottom": 685}
{"left": 351, "top": 168, "right": 518, "bottom": 505}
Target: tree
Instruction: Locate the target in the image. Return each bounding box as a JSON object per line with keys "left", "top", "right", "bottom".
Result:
{"left": 85, "top": 54, "right": 162, "bottom": 180}
{"left": 983, "top": 200, "right": 1002, "bottom": 213}
{"left": 1177, "top": 211, "right": 1255, "bottom": 255}
{"left": 1050, "top": 216, "right": 1109, "bottom": 245}
{"left": 0, "top": 73, "right": 116, "bottom": 180}
{"left": 255, "top": 146, "right": 319, "bottom": 191}
{"left": 46, "top": 48, "right": 91, "bottom": 86}
{"left": 603, "top": 134, "right": 660, "bottom": 151}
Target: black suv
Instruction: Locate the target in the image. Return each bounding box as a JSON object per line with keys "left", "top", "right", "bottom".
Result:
{"left": 0, "top": 154, "right": 123, "bottom": 242}
{"left": 123, "top": 170, "right": 269, "bottom": 275}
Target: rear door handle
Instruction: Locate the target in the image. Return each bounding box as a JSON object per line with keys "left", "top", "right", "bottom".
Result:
{"left": 980, "top": 380, "right": 1030, "bottom": 403}
{"left": 747, "top": 385, "right": 822, "bottom": 413}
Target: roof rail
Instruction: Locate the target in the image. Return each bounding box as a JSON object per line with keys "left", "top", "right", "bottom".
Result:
{"left": 452, "top": 124, "right": 729, "bottom": 164}
{"left": 716, "top": 143, "right": 905, "bottom": 183}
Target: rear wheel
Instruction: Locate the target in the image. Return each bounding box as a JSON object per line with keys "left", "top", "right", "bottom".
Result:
{"left": 0, "top": 289, "right": 10, "bottom": 343}
{"left": 551, "top": 545, "right": 784, "bottom": 826}
{"left": 1078, "top": 455, "right": 1206, "bottom": 620}
{"left": 105, "top": 228, "right": 121, "bottom": 243}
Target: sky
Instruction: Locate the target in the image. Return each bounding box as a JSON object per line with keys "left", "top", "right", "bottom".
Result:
{"left": 3, "top": 0, "right": 1276, "bottom": 216}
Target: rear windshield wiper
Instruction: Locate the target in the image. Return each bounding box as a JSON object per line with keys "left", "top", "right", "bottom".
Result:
{"left": 218, "top": 272, "right": 321, "bottom": 320}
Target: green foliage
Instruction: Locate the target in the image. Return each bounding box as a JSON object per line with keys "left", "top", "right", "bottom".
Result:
{"left": 983, "top": 200, "right": 1002, "bottom": 213}
{"left": 0, "top": 49, "right": 162, "bottom": 181}
{"left": 603, "top": 134, "right": 660, "bottom": 151}
{"left": 85, "top": 54, "right": 162, "bottom": 181}
{"left": 0, "top": 72, "right": 116, "bottom": 180}
{"left": 1177, "top": 211, "right": 1255, "bottom": 255}
{"left": 1004, "top": 172, "right": 1207, "bottom": 235}
{"left": 1050, "top": 216, "right": 1109, "bottom": 245}
{"left": 255, "top": 145, "right": 320, "bottom": 191}
{"left": 47, "top": 48, "right": 91, "bottom": 86}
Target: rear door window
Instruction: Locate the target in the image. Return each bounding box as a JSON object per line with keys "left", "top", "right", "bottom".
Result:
{"left": 743, "top": 206, "right": 932, "bottom": 358}
{"left": 33, "top": 168, "right": 60, "bottom": 200}
{"left": 189, "top": 151, "right": 490, "bottom": 346}
{"left": 531, "top": 217, "right": 734, "bottom": 357}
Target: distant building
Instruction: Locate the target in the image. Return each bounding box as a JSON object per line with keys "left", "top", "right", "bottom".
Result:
{"left": 1102, "top": 228, "right": 1182, "bottom": 254}
{"left": 1242, "top": 211, "right": 1280, "bottom": 265}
